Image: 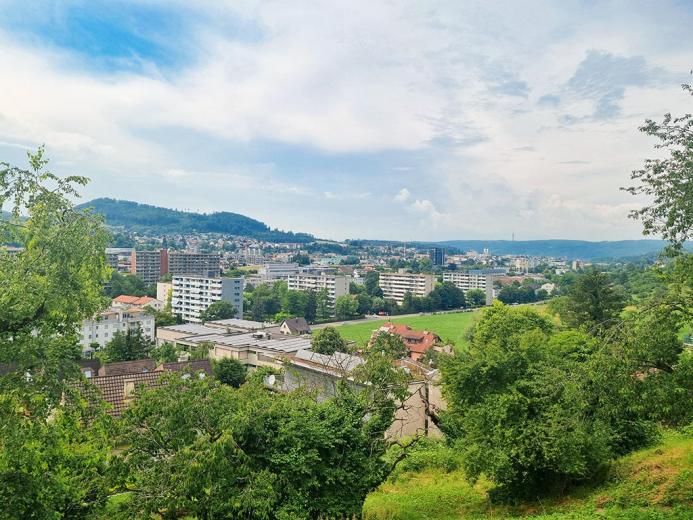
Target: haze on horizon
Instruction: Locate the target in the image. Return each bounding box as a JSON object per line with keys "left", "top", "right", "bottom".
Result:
{"left": 0, "top": 0, "right": 691, "bottom": 242}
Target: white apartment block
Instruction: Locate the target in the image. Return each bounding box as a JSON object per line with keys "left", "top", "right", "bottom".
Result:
{"left": 378, "top": 272, "right": 435, "bottom": 304}
{"left": 80, "top": 308, "right": 155, "bottom": 350}
{"left": 286, "top": 273, "right": 350, "bottom": 307}
{"left": 442, "top": 271, "right": 495, "bottom": 305}
{"left": 172, "top": 276, "right": 244, "bottom": 323}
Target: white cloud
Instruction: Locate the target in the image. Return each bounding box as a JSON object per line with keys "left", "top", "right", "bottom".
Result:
{"left": 394, "top": 188, "right": 411, "bottom": 203}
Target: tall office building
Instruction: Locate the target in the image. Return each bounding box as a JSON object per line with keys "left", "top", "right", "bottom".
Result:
{"left": 429, "top": 247, "right": 445, "bottom": 266}
{"left": 169, "top": 251, "right": 221, "bottom": 278}
{"left": 171, "top": 276, "right": 244, "bottom": 323}
{"left": 378, "top": 272, "right": 435, "bottom": 304}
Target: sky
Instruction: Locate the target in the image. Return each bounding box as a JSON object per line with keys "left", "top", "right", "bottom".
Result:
{"left": 0, "top": 1, "right": 691, "bottom": 242}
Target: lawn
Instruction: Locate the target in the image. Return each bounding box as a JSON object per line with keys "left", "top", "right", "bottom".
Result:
{"left": 363, "top": 431, "right": 693, "bottom": 520}
{"left": 333, "top": 310, "right": 482, "bottom": 348}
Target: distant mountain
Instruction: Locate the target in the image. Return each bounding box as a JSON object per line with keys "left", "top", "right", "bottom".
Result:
{"left": 78, "top": 198, "right": 314, "bottom": 243}
{"left": 436, "top": 239, "right": 684, "bottom": 260}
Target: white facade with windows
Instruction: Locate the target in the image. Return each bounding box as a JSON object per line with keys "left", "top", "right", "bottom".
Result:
{"left": 378, "top": 272, "right": 435, "bottom": 304}
{"left": 442, "top": 271, "right": 495, "bottom": 305}
{"left": 286, "top": 273, "right": 350, "bottom": 307}
{"left": 80, "top": 308, "right": 155, "bottom": 350}
{"left": 171, "top": 276, "right": 244, "bottom": 323}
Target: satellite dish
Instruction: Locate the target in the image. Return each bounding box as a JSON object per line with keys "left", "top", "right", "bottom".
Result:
{"left": 267, "top": 374, "right": 276, "bottom": 387}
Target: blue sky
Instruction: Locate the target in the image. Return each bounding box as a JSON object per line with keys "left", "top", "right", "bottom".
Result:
{"left": 0, "top": 0, "right": 691, "bottom": 241}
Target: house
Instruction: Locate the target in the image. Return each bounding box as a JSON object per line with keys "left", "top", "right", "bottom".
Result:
{"left": 279, "top": 317, "right": 311, "bottom": 335}
{"left": 370, "top": 323, "right": 441, "bottom": 362}
{"left": 112, "top": 295, "right": 165, "bottom": 311}
{"left": 85, "top": 359, "right": 213, "bottom": 416}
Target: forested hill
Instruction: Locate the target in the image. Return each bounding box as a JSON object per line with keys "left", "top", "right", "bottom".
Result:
{"left": 78, "top": 198, "right": 314, "bottom": 242}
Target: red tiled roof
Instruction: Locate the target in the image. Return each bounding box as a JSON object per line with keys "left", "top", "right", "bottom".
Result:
{"left": 372, "top": 323, "right": 441, "bottom": 356}
{"left": 113, "top": 295, "right": 157, "bottom": 305}
{"left": 98, "top": 358, "right": 156, "bottom": 377}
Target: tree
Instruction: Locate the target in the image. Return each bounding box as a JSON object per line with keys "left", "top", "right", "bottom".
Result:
{"left": 113, "top": 368, "right": 410, "bottom": 519}
{"left": 315, "top": 288, "right": 331, "bottom": 320}
{"left": 364, "top": 270, "right": 383, "bottom": 297}
{"left": 199, "top": 300, "right": 237, "bottom": 322}
{"left": 369, "top": 331, "right": 408, "bottom": 359}
{"left": 312, "top": 326, "right": 348, "bottom": 355}
{"left": 100, "top": 328, "right": 153, "bottom": 362}
{"left": 430, "top": 281, "right": 465, "bottom": 309}
{"left": 290, "top": 252, "right": 311, "bottom": 265}
{"left": 151, "top": 342, "right": 178, "bottom": 363}
{"left": 335, "top": 295, "right": 359, "bottom": 320}
{"left": 283, "top": 290, "right": 307, "bottom": 317}
{"left": 213, "top": 357, "right": 247, "bottom": 387}
{"left": 0, "top": 148, "right": 113, "bottom": 516}
{"left": 467, "top": 288, "right": 487, "bottom": 306}
{"left": 105, "top": 271, "right": 147, "bottom": 298}
{"left": 553, "top": 269, "right": 625, "bottom": 334}
{"left": 356, "top": 292, "right": 372, "bottom": 315}
{"left": 622, "top": 83, "right": 693, "bottom": 250}
{"left": 305, "top": 289, "right": 317, "bottom": 322}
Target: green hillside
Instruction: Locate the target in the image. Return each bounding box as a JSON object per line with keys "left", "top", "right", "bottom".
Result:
{"left": 363, "top": 431, "right": 693, "bottom": 519}
{"left": 78, "top": 198, "right": 314, "bottom": 243}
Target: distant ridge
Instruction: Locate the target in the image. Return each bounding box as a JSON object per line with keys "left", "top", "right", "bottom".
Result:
{"left": 78, "top": 198, "right": 314, "bottom": 243}
{"left": 348, "top": 238, "right": 687, "bottom": 260}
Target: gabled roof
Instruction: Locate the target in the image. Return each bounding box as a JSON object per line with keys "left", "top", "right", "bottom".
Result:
{"left": 98, "top": 358, "right": 156, "bottom": 377}
{"left": 282, "top": 317, "right": 311, "bottom": 334}
{"left": 373, "top": 323, "right": 441, "bottom": 355}
{"left": 113, "top": 295, "right": 159, "bottom": 306}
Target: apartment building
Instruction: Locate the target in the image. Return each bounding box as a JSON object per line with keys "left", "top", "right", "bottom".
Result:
{"left": 133, "top": 249, "right": 169, "bottom": 285}
{"left": 169, "top": 251, "right": 221, "bottom": 278}
{"left": 378, "top": 272, "right": 435, "bottom": 304}
{"left": 442, "top": 269, "right": 502, "bottom": 305}
{"left": 429, "top": 247, "right": 445, "bottom": 266}
{"left": 80, "top": 307, "right": 154, "bottom": 350}
{"left": 105, "top": 247, "right": 134, "bottom": 273}
{"left": 171, "top": 276, "right": 244, "bottom": 323}
{"left": 286, "top": 273, "right": 350, "bottom": 308}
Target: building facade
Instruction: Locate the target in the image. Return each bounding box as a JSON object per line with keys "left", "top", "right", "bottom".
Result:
{"left": 169, "top": 252, "right": 221, "bottom": 278}
{"left": 133, "top": 249, "right": 169, "bottom": 285}
{"left": 286, "top": 273, "right": 350, "bottom": 308}
{"left": 378, "top": 272, "right": 435, "bottom": 304}
{"left": 442, "top": 269, "right": 502, "bottom": 305}
{"left": 428, "top": 247, "right": 445, "bottom": 266}
{"left": 80, "top": 307, "right": 155, "bottom": 350}
{"left": 171, "top": 276, "right": 244, "bottom": 323}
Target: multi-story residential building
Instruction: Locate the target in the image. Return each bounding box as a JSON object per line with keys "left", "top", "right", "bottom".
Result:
{"left": 286, "top": 273, "right": 350, "bottom": 308}
{"left": 133, "top": 249, "right": 169, "bottom": 285}
{"left": 106, "top": 247, "right": 134, "bottom": 273}
{"left": 258, "top": 262, "right": 301, "bottom": 280}
{"left": 80, "top": 307, "right": 155, "bottom": 350}
{"left": 429, "top": 247, "right": 445, "bottom": 266}
{"left": 169, "top": 251, "right": 221, "bottom": 278}
{"left": 378, "top": 272, "right": 435, "bottom": 304}
{"left": 171, "top": 276, "right": 244, "bottom": 323}
{"left": 442, "top": 269, "right": 504, "bottom": 305}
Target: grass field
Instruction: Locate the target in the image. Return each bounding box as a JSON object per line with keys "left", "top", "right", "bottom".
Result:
{"left": 333, "top": 310, "right": 482, "bottom": 348}
{"left": 363, "top": 431, "right": 693, "bottom": 520}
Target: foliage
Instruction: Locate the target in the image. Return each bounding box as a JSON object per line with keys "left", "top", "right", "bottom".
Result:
{"left": 199, "top": 300, "right": 237, "bottom": 322}
{"left": 80, "top": 197, "right": 314, "bottom": 243}
{"left": 144, "top": 305, "right": 182, "bottom": 328}
{"left": 466, "top": 288, "right": 487, "bottom": 307}
{"left": 335, "top": 294, "right": 360, "bottom": 320}
{"left": 363, "top": 431, "right": 693, "bottom": 520}
{"left": 440, "top": 303, "right": 656, "bottom": 502}
{"left": 369, "top": 332, "right": 408, "bottom": 360}
{"left": 497, "top": 281, "right": 543, "bottom": 304}
{"left": 213, "top": 357, "right": 247, "bottom": 388}
{"left": 312, "top": 326, "right": 349, "bottom": 355}
{"left": 150, "top": 342, "right": 178, "bottom": 364}
{"left": 104, "top": 271, "right": 148, "bottom": 298}
{"left": 113, "top": 368, "right": 409, "bottom": 519}
{"left": 99, "top": 328, "right": 153, "bottom": 363}
{"left": 365, "top": 270, "right": 384, "bottom": 297}
{"left": 550, "top": 269, "right": 625, "bottom": 335}
{"left": 0, "top": 149, "right": 112, "bottom": 517}
{"left": 622, "top": 83, "right": 693, "bottom": 250}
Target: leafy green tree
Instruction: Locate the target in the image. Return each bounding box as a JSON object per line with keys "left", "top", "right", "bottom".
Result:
{"left": 466, "top": 288, "right": 487, "bottom": 306}
{"left": 213, "top": 357, "right": 247, "bottom": 387}
{"left": 364, "top": 270, "right": 383, "bottom": 297}
{"left": 356, "top": 292, "right": 372, "bottom": 315}
{"left": 151, "top": 342, "right": 179, "bottom": 363}
{"left": 335, "top": 294, "right": 359, "bottom": 320}
{"left": 199, "top": 300, "right": 237, "bottom": 322}
{"left": 315, "top": 287, "right": 331, "bottom": 320}
{"left": 100, "top": 328, "right": 154, "bottom": 362}
{"left": 369, "top": 331, "right": 408, "bottom": 359}
{"left": 283, "top": 289, "right": 307, "bottom": 317}
{"left": 143, "top": 305, "right": 182, "bottom": 328}
{"left": 552, "top": 269, "right": 625, "bottom": 334}
{"left": 0, "top": 148, "right": 113, "bottom": 516}
{"left": 114, "top": 368, "right": 410, "bottom": 519}
{"left": 312, "top": 326, "right": 349, "bottom": 355}
{"left": 305, "top": 289, "right": 317, "bottom": 322}
{"left": 290, "top": 252, "right": 311, "bottom": 265}
{"left": 622, "top": 83, "right": 692, "bottom": 250}
{"left": 105, "top": 271, "right": 147, "bottom": 297}
{"left": 189, "top": 340, "right": 213, "bottom": 360}
{"left": 430, "top": 281, "right": 465, "bottom": 309}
